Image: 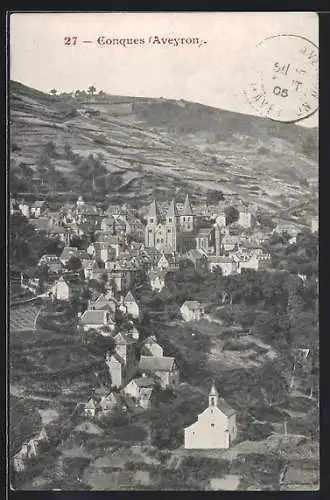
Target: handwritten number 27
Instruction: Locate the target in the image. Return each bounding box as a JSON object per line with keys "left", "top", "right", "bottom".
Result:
{"left": 64, "top": 37, "right": 77, "bottom": 46}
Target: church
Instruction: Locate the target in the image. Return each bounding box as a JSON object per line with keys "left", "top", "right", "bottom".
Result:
{"left": 145, "top": 194, "right": 209, "bottom": 254}
{"left": 184, "top": 384, "right": 237, "bottom": 449}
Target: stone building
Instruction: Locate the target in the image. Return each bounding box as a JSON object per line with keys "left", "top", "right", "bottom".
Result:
{"left": 144, "top": 194, "right": 197, "bottom": 253}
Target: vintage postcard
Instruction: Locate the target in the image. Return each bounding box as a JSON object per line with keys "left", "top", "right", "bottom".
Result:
{"left": 8, "top": 12, "right": 319, "bottom": 491}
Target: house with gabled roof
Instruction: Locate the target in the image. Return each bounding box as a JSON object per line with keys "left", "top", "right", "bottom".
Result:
{"left": 88, "top": 293, "right": 117, "bottom": 314}
{"left": 80, "top": 309, "right": 115, "bottom": 333}
{"left": 139, "top": 355, "right": 179, "bottom": 389}
{"left": 119, "top": 291, "right": 140, "bottom": 319}
{"left": 38, "top": 254, "right": 63, "bottom": 274}
{"left": 50, "top": 275, "right": 81, "bottom": 301}
{"left": 124, "top": 375, "right": 157, "bottom": 409}
{"left": 105, "top": 351, "right": 126, "bottom": 389}
{"left": 30, "top": 200, "right": 47, "bottom": 218}
{"left": 180, "top": 301, "right": 205, "bottom": 322}
{"left": 157, "top": 252, "right": 180, "bottom": 272}
{"left": 84, "top": 398, "right": 97, "bottom": 418}
{"left": 99, "top": 392, "right": 123, "bottom": 414}
{"left": 105, "top": 332, "right": 138, "bottom": 389}
{"left": 186, "top": 248, "right": 208, "bottom": 272}
{"left": 114, "top": 332, "right": 138, "bottom": 363}
{"left": 207, "top": 256, "right": 239, "bottom": 275}
{"left": 184, "top": 384, "right": 237, "bottom": 449}
{"left": 142, "top": 335, "right": 164, "bottom": 357}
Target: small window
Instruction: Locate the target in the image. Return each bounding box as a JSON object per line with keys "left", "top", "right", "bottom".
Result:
{"left": 211, "top": 423, "right": 215, "bottom": 428}
{"left": 193, "top": 431, "right": 195, "bottom": 435}
{"left": 211, "top": 397, "right": 215, "bottom": 406}
{"left": 156, "top": 238, "right": 160, "bottom": 243}
{"left": 168, "top": 218, "right": 172, "bottom": 223}
{"left": 161, "top": 238, "right": 164, "bottom": 243}
{"left": 167, "top": 229, "right": 171, "bottom": 233}
{"left": 150, "top": 218, "right": 154, "bottom": 223}
{"left": 183, "top": 217, "right": 186, "bottom": 221}
{"left": 148, "top": 229, "right": 152, "bottom": 233}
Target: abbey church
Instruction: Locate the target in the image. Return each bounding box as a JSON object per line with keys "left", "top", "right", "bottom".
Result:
{"left": 145, "top": 194, "right": 222, "bottom": 256}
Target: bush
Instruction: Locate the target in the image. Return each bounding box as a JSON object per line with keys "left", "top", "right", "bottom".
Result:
{"left": 244, "top": 421, "right": 275, "bottom": 441}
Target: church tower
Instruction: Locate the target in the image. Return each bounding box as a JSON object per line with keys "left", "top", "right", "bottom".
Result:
{"left": 145, "top": 200, "right": 159, "bottom": 247}
{"left": 165, "top": 199, "right": 178, "bottom": 251}
{"left": 215, "top": 224, "right": 223, "bottom": 256}
{"left": 180, "top": 194, "right": 195, "bottom": 232}
{"left": 209, "top": 382, "right": 219, "bottom": 407}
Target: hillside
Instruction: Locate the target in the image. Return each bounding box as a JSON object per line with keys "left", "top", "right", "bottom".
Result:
{"left": 10, "top": 80, "right": 318, "bottom": 214}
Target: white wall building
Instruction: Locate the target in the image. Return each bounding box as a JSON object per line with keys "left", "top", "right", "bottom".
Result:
{"left": 184, "top": 384, "right": 237, "bottom": 449}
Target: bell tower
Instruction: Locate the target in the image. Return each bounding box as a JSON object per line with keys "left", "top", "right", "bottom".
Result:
{"left": 209, "top": 382, "right": 219, "bottom": 407}
{"left": 180, "top": 194, "right": 195, "bottom": 232}
{"left": 165, "top": 199, "right": 178, "bottom": 252}
{"left": 145, "top": 200, "right": 159, "bottom": 247}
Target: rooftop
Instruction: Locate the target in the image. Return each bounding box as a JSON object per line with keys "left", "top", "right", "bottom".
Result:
{"left": 182, "top": 300, "right": 203, "bottom": 310}
{"left": 80, "top": 310, "right": 108, "bottom": 325}
{"left": 139, "top": 356, "right": 176, "bottom": 372}
{"left": 133, "top": 376, "right": 156, "bottom": 388}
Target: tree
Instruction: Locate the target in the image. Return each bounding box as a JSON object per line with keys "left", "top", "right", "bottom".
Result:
{"left": 49, "top": 88, "right": 57, "bottom": 96}
{"left": 224, "top": 206, "right": 239, "bottom": 225}
{"left": 66, "top": 256, "right": 82, "bottom": 271}
{"left": 44, "top": 141, "right": 57, "bottom": 158}
{"left": 87, "top": 85, "right": 96, "bottom": 96}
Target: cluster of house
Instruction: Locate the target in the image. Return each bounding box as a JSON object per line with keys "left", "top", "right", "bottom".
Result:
{"left": 10, "top": 196, "right": 144, "bottom": 247}
{"left": 12, "top": 193, "right": 317, "bottom": 470}
{"left": 85, "top": 328, "right": 180, "bottom": 415}
{"left": 13, "top": 194, "right": 318, "bottom": 300}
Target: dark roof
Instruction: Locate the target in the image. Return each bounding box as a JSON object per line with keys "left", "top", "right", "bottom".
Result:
{"left": 32, "top": 200, "right": 45, "bottom": 208}
{"left": 197, "top": 227, "right": 213, "bottom": 237}
{"left": 181, "top": 300, "right": 203, "bottom": 310}
{"left": 124, "top": 291, "right": 136, "bottom": 303}
{"left": 182, "top": 194, "right": 193, "bottom": 215}
{"left": 208, "top": 256, "right": 235, "bottom": 263}
{"left": 29, "top": 217, "right": 51, "bottom": 231}
{"left": 80, "top": 310, "right": 108, "bottom": 325}
{"left": 167, "top": 199, "right": 178, "bottom": 218}
{"left": 217, "top": 397, "right": 236, "bottom": 417}
{"left": 187, "top": 249, "right": 207, "bottom": 260}
{"left": 60, "top": 247, "right": 79, "bottom": 261}
{"left": 132, "top": 376, "right": 156, "bottom": 388}
{"left": 139, "top": 356, "right": 176, "bottom": 372}
{"left": 146, "top": 200, "right": 159, "bottom": 218}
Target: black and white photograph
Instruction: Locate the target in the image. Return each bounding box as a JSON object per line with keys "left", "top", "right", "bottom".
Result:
{"left": 8, "top": 11, "right": 319, "bottom": 491}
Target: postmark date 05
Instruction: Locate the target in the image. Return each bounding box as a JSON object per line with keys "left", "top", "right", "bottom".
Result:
{"left": 64, "top": 36, "right": 78, "bottom": 46}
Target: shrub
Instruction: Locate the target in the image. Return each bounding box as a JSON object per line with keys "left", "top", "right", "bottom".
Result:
{"left": 244, "top": 421, "right": 275, "bottom": 441}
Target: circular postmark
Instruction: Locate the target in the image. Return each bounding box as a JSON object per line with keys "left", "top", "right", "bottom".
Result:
{"left": 244, "top": 34, "right": 318, "bottom": 123}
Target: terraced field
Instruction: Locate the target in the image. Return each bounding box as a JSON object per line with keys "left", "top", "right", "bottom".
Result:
{"left": 10, "top": 304, "right": 41, "bottom": 331}
{"left": 10, "top": 80, "right": 318, "bottom": 215}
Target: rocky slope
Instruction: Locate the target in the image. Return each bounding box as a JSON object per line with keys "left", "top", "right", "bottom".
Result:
{"left": 10, "top": 80, "right": 318, "bottom": 214}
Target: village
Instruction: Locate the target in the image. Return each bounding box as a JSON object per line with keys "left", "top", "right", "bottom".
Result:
{"left": 10, "top": 192, "right": 319, "bottom": 491}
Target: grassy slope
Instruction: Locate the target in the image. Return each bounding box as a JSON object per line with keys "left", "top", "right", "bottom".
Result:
{"left": 10, "top": 80, "right": 317, "bottom": 212}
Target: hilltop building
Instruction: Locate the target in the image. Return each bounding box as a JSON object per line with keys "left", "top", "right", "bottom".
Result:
{"left": 184, "top": 383, "right": 237, "bottom": 449}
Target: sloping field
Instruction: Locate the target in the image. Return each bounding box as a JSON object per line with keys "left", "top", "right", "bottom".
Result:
{"left": 10, "top": 80, "right": 318, "bottom": 213}
{"left": 10, "top": 304, "right": 40, "bottom": 331}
